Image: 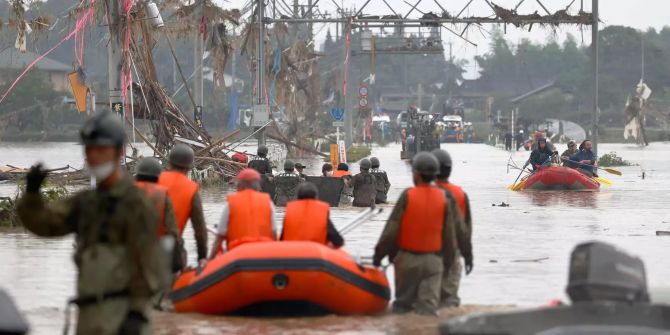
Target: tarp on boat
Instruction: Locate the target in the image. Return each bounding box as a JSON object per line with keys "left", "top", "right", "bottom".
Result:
{"left": 305, "top": 176, "right": 344, "bottom": 207}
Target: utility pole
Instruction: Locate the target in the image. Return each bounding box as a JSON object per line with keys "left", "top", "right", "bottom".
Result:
{"left": 256, "top": 0, "right": 267, "bottom": 146}
{"left": 194, "top": 0, "right": 204, "bottom": 127}
{"left": 591, "top": 0, "right": 599, "bottom": 155}
{"left": 106, "top": 0, "right": 122, "bottom": 116}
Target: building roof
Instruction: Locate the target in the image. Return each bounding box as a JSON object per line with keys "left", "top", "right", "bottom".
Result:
{"left": 0, "top": 48, "right": 71, "bottom": 72}
{"left": 510, "top": 81, "right": 556, "bottom": 104}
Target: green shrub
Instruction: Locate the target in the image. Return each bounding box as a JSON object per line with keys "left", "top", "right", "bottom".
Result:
{"left": 598, "top": 152, "right": 633, "bottom": 167}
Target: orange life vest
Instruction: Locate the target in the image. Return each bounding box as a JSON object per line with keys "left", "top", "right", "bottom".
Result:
{"left": 282, "top": 199, "right": 329, "bottom": 244}
{"left": 436, "top": 181, "right": 467, "bottom": 219}
{"left": 135, "top": 181, "right": 169, "bottom": 236}
{"left": 158, "top": 171, "right": 198, "bottom": 235}
{"left": 398, "top": 185, "right": 447, "bottom": 253}
{"left": 332, "top": 170, "right": 351, "bottom": 178}
{"left": 227, "top": 189, "right": 274, "bottom": 249}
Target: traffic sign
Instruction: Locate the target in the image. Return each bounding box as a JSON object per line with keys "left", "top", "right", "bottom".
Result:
{"left": 359, "top": 97, "right": 368, "bottom": 108}
{"left": 330, "top": 107, "right": 345, "bottom": 121}
{"left": 332, "top": 121, "right": 345, "bottom": 127}
{"left": 358, "top": 86, "right": 368, "bottom": 96}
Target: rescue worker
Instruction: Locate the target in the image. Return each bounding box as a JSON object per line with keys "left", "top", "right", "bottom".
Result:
{"left": 332, "top": 162, "right": 351, "bottom": 178}
{"left": 158, "top": 144, "right": 208, "bottom": 268}
{"left": 333, "top": 163, "right": 353, "bottom": 205}
{"left": 281, "top": 182, "right": 344, "bottom": 248}
{"left": 247, "top": 145, "right": 273, "bottom": 175}
{"left": 569, "top": 140, "right": 598, "bottom": 177}
{"left": 560, "top": 140, "right": 579, "bottom": 168}
{"left": 209, "top": 169, "right": 277, "bottom": 257}
{"left": 372, "top": 152, "right": 469, "bottom": 315}
{"left": 431, "top": 149, "right": 474, "bottom": 307}
{"left": 17, "top": 111, "right": 165, "bottom": 335}
{"left": 369, "top": 157, "right": 391, "bottom": 204}
{"left": 273, "top": 160, "right": 303, "bottom": 206}
{"left": 529, "top": 138, "right": 556, "bottom": 171}
{"left": 322, "top": 163, "right": 334, "bottom": 177}
{"left": 295, "top": 163, "right": 307, "bottom": 178}
{"left": 352, "top": 159, "right": 377, "bottom": 207}
{"left": 134, "top": 157, "right": 181, "bottom": 273}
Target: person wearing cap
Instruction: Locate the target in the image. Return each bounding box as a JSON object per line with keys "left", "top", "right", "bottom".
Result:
{"left": 248, "top": 145, "right": 273, "bottom": 175}
{"left": 135, "top": 157, "right": 181, "bottom": 273}
{"left": 332, "top": 162, "right": 351, "bottom": 178}
{"left": 158, "top": 144, "right": 208, "bottom": 269}
{"left": 529, "top": 137, "right": 557, "bottom": 171}
{"left": 209, "top": 169, "right": 277, "bottom": 257}
{"left": 561, "top": 140, "right": 579, "bottom": 168}
{"left": 369, "top": 157, "right": 391, "bottom": 204}
{"left": 273, "top": 160, "right": 303, "bottom": 206}
{"left": 281, "top": 182, "right": 344, "bottom": 248}
{"left": 372, "top": 152, "right": 462, "bottom": 315}
{"left": 431, "top": 149, "right": 474, "bottom": 307}
{"left": 352, "top": 158, "right": 377, "bottom": 207}
{"left": 333, "top": 163, "right": 353, "bottom": 204}
{"left": 17, "top": 111, "right": 166, "bottom": 335}
{"left": 294, "top": 163, "right": 307, "bottom": 178}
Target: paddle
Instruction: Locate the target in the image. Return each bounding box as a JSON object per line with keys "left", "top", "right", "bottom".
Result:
{"left": 565, "top": 159, "right": 622, "bottom": 176}
{"left": 594, "top": 176, "right": 613, "bottom": 186}
{"left": 508, "top": 158, "right": 530, "bottom": 190}
{"left": 340, "top": 208, "right": 384, "bottom": 235}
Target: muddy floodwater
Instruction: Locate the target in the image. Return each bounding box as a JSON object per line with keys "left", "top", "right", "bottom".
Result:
{"left": 1, "top": 141, "right": 669, "bottom": 334}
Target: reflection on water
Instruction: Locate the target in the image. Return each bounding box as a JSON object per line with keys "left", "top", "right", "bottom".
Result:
{"left": 525, "top": 191, "right": 599, "bottom": 208}
{"left": 2, "top": 141, "right": 670, "bottom": 334}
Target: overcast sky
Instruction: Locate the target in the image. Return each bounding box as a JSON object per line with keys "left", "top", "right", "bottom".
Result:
{"left": 218, "top": 0, "right": 670, "bottom": 78}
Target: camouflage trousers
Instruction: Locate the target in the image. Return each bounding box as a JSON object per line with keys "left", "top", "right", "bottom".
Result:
{"left": 76, "top": 300, "right": 149, "bottom": 335}
{"left": 392, "top": 251, "right": 443, "bottom": 315}
{"left": 441, "top": 250, "right": 463, "bottom": 307}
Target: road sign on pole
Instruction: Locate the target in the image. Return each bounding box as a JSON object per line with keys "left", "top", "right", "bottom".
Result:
{"left": 330, "top": 107, "right": 345, "bottom": 121}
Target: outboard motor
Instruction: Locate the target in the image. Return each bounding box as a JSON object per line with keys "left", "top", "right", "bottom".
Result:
{"left": 567, "top": 241, "right": 649, "bottom": 303}
{"left": 440, "top": 241, "right": 669, "bottom": 335}
{"left": 0, "top": 289, "right": 29, "bottom": 335}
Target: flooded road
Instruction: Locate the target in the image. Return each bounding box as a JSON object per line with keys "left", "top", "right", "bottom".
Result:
{"left": 1, "top": 141, "right": 669, "bottom": 334}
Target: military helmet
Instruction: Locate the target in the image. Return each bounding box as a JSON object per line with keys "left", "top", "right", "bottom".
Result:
{"left": 412, "top": 152, "right": 439, "bottom": 175}
{"left": 284, "top": 160, "right": 295, "bottom": 171}
{"left": 257, "top": 145, "right": 268, "bottom": 156}
{"left": 360, "top": 158, "right": 372, "bottom": 170}
{"left": 136, "top": 157, "right": 162, "bottom": 178}
{"left": 297, "top": 182, "right": 319, "bottom": 199}
{"left": 79, "top": 111, "right": 126, "bottom": 147}
{"left": 431, "top": 149, "right": 452, "bottom": 168}
{"left": 370, "top": 157, "right": 380, "bottom": 168}
{"left": 168, "top": 143, "right": 195, "bottom": 169}
{"left": 236, "top": 168, "right": 261, "bottom": 182}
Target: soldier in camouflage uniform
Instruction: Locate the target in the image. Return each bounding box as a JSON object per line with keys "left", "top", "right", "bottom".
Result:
{"left": 247, "top": 145, "right": 273, "bottom": 175}
{"left": 373, "top": 153, "right": 470, "bottom": 315}
{"left": 369, "top": 157, "right": 391, "bottom": 204}
{"left": 352, "top": 159, "right": 377, "bottom": 207}
{"left": 273, "top": 160, "right": 303, "bottom": 206}
{"left": 17, "top": 112, "right": 166, "bottom": 335}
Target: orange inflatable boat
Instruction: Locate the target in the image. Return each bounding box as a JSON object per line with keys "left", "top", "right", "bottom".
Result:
{"left": 170, "top": 241, "right": 390, "bottom": 315}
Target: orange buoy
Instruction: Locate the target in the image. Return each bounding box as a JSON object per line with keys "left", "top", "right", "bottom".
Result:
{"left": 170, "top": 241, "right": 390, "bottom": 315}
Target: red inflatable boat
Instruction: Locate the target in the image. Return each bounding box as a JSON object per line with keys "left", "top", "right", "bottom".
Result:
{"left": 170, "top": 241, "right": 390, "bottom": 315}
{"left": 522, "top": 167, "right": 600, "bottom": 191}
